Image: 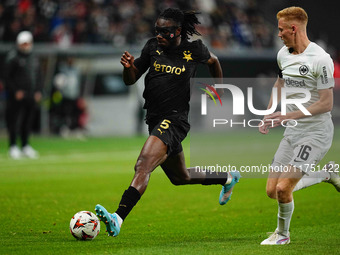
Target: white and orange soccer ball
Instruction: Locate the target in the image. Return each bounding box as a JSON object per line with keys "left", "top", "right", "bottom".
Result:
{"left": 69, "top": 211, "right": 100, "bottom": 240}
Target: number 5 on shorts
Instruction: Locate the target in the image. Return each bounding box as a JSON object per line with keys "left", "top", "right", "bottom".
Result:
{"left": 160, "top": 119, "right": 171, "bottom": 129}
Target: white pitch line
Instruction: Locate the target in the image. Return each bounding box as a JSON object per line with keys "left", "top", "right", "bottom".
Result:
{"left": 0, "top": 150, "right": 140, "bottom": 168}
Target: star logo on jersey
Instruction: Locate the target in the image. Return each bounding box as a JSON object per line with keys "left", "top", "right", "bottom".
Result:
{"left": 299, "top": 65, "right": 309, "bottom": 75}
{"left": 183, "top": 51, "right": 193, "bottom": 62}
{"left": 156, "top": 50, "right": 163, "bottom": 55}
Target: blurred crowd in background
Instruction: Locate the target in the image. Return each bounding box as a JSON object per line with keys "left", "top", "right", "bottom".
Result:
{"left": 0, "top": 0, "right": 339, "bottom": 139}
{"left": 0, "top": 0, "right": 276, "bottom": 49}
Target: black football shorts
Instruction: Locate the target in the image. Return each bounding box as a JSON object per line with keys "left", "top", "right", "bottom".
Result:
{"left": 147, "top": 112, "right": 190, "bottom": 156}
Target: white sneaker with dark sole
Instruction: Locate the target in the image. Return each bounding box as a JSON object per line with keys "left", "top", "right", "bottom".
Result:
{"left": 323, "top": 161, "right": 340, "bottom": 192}
{"left": 261, "top": 230, "right": 290, "bottom": 245}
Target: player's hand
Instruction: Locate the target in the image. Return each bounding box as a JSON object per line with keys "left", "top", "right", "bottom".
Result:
{"left": 260, "top": 111, "right": 288, "bottom": 134}
{"left": 259, "top": 111, "right": 283, "bottom": 134}
{"left": 204, "top": 86, "right": 223, "bottom": 100}
{"left": 259, "top": 114, "right": 270, "bottom": 134}
{"left": 205, "top": 86, "right": 214, "bottom": 99}
{"left": 264, "top": 111, "right": 285, "bottom": 128}
{"left": 120, "top": 51, "right": 135, "bottom": 69}
{"left": 258, "top": 119, "right": 269, "bottom": 134}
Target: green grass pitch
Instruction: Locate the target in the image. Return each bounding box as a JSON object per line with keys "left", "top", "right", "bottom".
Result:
{"left": 0, "top": 128, "right": 339, "bottom": 255}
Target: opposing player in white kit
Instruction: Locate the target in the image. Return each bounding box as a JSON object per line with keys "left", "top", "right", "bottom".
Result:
{"left": 259, "top": 6, "right": 340, "bottom": 245}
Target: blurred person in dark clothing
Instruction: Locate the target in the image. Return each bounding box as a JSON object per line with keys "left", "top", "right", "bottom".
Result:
{"left": 53, "top": 56, "right": 86, "bottom": 138}
{"left": 2, "top": 19, "right": 21, "bottom": 42}
{"left": 4, "top": 31, "right": 42, "bottom": 159}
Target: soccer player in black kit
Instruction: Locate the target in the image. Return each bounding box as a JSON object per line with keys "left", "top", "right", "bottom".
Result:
{"left": 95, "top": 8, "right": 241, "bottom": 237}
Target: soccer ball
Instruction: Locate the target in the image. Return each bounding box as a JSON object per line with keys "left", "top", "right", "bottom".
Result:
{"left": 69, "top": 211, "right": 100, "bottom": 240}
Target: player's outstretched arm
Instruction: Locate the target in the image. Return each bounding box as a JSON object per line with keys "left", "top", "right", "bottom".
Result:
{"left": 121, "top": 51, "right": 141, "bottom": 86}
{"left": 268, "top": 87, "right": 333, "bottom": 125}
{"left": 303, "top": 88, "right": 333, "bottom": 116}
{"left": 206, "top": 52, "right": 224, "bottom": 97}
{"left": 261, "top": 84, "right": 333, "bottom": 132}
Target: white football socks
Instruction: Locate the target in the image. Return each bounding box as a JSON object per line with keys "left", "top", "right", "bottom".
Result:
{"left": 115, "top": 213, "right": 123, "bottom": 228}
{"left": 225, "top": 172, "right": 233, "bottom": 185}
{"left": 293, "top": 171, "right": 330, "bottom": 192}
{"left": 277, "top": 200, "right": 294, "bottom": 237}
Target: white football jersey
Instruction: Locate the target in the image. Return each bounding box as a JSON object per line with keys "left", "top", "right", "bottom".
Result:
{"left": 277, "top": 42, "right": 334, "bottom": 131}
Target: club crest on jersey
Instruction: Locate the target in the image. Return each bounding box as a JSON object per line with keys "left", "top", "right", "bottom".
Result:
{"left": 183, "top": 51, "right": 193, "bottom": 62}
{"left": 299, "top": 65, "right": 309, "bottom": 75}
{"left": 153, "top": 61, "right": 185, "bottom": 75}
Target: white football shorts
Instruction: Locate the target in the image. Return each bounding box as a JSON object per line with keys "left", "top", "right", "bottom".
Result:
{"left": 271, "top": 119, "right": 334, "bottom": 174}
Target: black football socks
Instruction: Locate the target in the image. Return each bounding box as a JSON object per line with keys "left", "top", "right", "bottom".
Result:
{"left": 116, "top": 186, "right": 141, "bottom": 220}
{"left": 202, "top": 171, "right": 229, "bottom": 185}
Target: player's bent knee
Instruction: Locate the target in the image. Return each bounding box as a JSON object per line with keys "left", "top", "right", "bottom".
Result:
{"left": 168, "top": 175, "right": 191, "bottom": 186}
{"left": 169, "top": 178, "right": 183, "bottom": 186}
{"left": 266, "top": 188, "right": 277, "bottom": 199}
{"left": 276, "top": 183, "right": 290, "bottom": 199}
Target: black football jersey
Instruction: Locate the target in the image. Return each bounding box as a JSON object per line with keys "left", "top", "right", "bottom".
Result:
{"left": 134, "top": 38, "right": 211, "bottom": 116}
